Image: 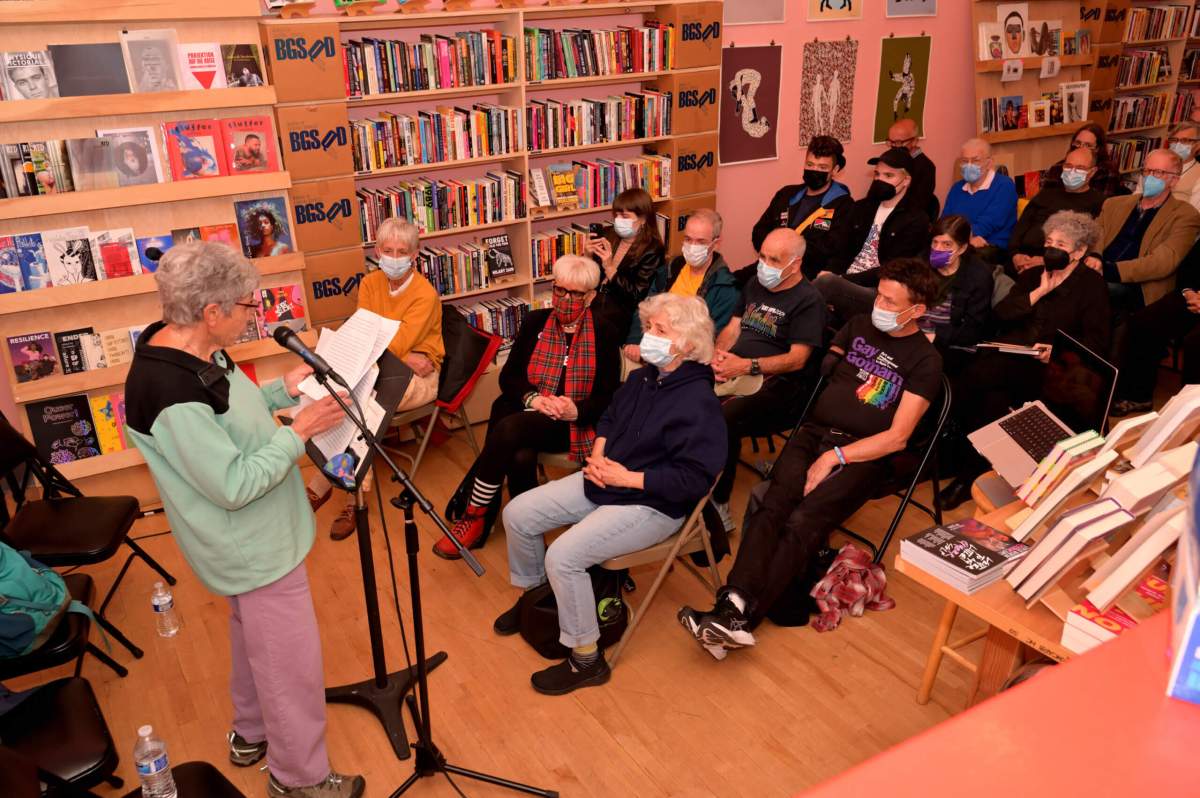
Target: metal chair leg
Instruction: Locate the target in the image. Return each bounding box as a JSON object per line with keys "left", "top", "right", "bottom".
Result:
{"left": 457, "top": 407, "right": 480, "bottom": 455}
{"left": 126, "top": 536, "right": 176, "bottom": 585}
{"left": 85, "top": 642, "right": 128, "bottom": 678}
{"left": 408, "top": 407, "right": 440, "bottom": 477}
{"left": 92, "top": 612, "right": 144, "bottom": 659}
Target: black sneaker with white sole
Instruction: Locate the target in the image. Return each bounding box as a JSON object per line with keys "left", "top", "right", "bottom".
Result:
{"left": 227, "top": 730, "right": 267, "bottom": 767}
{"left": 678, "top": 595, "right": 756, "bottom": 654}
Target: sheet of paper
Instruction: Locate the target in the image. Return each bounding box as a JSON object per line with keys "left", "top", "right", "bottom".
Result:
{"left": 1039, "top": 55, "right": 1060, "bottom": 79}
{"left": 1001, "top": 59, "right": 1023, "bottom": 83}
{"left": 297, "top": 309, "right": 397, "bottom": 400}
{"left": 310, "top": 364, "right": 379, "bottom": 460}
{"left": 349, "top": 397, "right": 386, "bottom": 467}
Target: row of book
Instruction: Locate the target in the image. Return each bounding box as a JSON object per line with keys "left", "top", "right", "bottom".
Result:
{"left": 1, "top": 115, "right": 279, "bottom": 199}
{"left": 527, "top": 91, "right": 673, "bottom": 153}
{"left": 524, "top": 24, "right": 675, "bottom": 82}
{"left": 1123, "top": 4, "right": 1190, "bottom": 42}
{"left": 2, "top": 39, "right": 265, "bottom": 101}
{"left": 455, "top": 296, "right": 530, "bottom": 342}
{"left": 367, "top": 232, "right": 516, "bottom": 298}
{"left": 1110, "top": 92, "right": 1172, "bottom": 133}
{"left": 1114, "top": 48, "right": 1173, "bottom": 89}
{"left": 980, "top": 81, "right": 1088, "bottom": 134}
{"left": 357, "top": 171, "right": 527, "bottom": 242}
{"left": 529, "top": 155, "right": 672, "bottom": 212}
{"left": 1063, "top": 565, "right": 1168, "bottom": 654}
{"left": 1109, "top": 135, "right": 1163, "bottom": 174}
{"left": 1170, "top": 89, "right": 1195, "bottom": 126}
{"left": 350, "top": 104, "right": 524, "bottom": 174}
{"left": 1182, "top": 47, "right": 1200, "bottom": 81}
{"left": 531, "top": 224, "right": 593, "bottom": 279}
{"left": 343, "top": 30, "right": 517, "bottom": 98}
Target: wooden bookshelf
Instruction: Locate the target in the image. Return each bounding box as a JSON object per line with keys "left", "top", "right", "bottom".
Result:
{"left": 974, "top": 53, "right": 1095, "bottom": 74}
{"left": 342, "top": 83, "right": 522, "bottom": 109}
{"left": 0, "top": 0, "right": 261, "bottom": 24}
{"left": 0, "top": 87, "right": 278, "bottom": 125}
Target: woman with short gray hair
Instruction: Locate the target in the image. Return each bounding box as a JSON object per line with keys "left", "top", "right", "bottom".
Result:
{"left": 124, "top": 241, "right": 366, "bottom": 798}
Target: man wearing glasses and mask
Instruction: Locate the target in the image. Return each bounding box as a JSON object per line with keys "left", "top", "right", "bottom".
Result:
{"left": 885, "top": 118, "right": 938, "bottom": 219}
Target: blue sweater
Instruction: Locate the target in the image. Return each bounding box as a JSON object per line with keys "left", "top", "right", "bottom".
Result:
{"left": 942, "top": 171, "right": 1019, "bottom": 248}
{"left": 584, "top": 360, "right": 726, "bottom": 519}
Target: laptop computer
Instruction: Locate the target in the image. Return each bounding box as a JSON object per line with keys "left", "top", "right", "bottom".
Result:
{"left": 969, "top": 330, "right": 1118, "bottom": 488}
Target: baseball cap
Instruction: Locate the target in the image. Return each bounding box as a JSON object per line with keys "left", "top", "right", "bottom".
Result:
{"left": 867, "top": 147, "right": 915, "bottom": 171}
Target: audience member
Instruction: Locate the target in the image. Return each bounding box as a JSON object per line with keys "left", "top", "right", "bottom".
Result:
{"left": 308, "top": 218, "right": 443, "bottom": 541}
{"left": 440, "top": 255, "right": 622, "bottom": 559}
{"left": 626, "top": 209, "right": 739, "bottom": 359}
{"left": 813, "top": 147, "right": 931, "bottom": 323}
{"left": 677, "top": 259, "right": 943, "bottom": 655}
{"left": 1043, "top": 122, "right": 1128, "bottom": 197}
{"left": 1167, "top": 121, "right": 1200, "bottom": 207}
{"left": 498, "top": 293, "right": 726, "bottom": 694}
{"left": 750, "top": 135, "right": 853, "bottom": 278}
{"left": 942, "top": 211, "right": 1110, "bottom": 508}
{"left": 886, "top": 118, "right": 939, "bottom": 218}
{"left": 942, "top": 138, "right": 1018, "bottom": 254}
{"left": 586, "top": 187, "right": 666, "bottom": 334}
{"left": 710, "top": 228, "right": 826, "bottom": 530}
{"left": 922, "top": 216, "right": 994, "bottom": 368}
{"left": 1009, "top": 146, "right": 1105, "bottom": 272}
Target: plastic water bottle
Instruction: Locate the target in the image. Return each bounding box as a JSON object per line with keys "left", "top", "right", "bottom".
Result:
{"left": 133, "top": 725, "right": 177, "bottom": 798}
{"left": 151, "top": 582, "right": 180, "bottom": 638}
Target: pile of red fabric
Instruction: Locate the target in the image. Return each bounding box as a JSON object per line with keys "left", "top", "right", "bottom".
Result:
{"left": 809, "top": 544, "right": 896, "bottom": 632}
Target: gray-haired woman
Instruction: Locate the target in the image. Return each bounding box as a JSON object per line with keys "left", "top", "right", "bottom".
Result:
{"left": 124, "top": 242, "right": 364, "bottom": 798}
{"left": 496, "top": 292, "right": 727, "bottom": 696}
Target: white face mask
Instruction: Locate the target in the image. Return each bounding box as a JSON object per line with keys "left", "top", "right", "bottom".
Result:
{"left": 871, "top": 304, "right": 914, "bottom": 333}
{"left": 613, "top": 217, "right": 638, "bottom": 239}
{"left": 378, "top": 254, "right": 411, "bottom": 280}
{"left": 639, "top": 333, "right": 676, "bottom": 368}
{"left": 681, "top": 243, "right": 711, "bottom": 267}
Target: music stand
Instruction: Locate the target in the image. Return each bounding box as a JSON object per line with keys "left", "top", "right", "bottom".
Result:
{"left": 303, "top": 350, "right": 445, "bottom": 761}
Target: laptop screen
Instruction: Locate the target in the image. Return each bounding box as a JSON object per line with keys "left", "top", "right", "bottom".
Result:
{"left": 1041, "top": 330, "right": 1118, "bottom": 434}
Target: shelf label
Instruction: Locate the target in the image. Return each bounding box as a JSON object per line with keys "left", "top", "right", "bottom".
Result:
{"left": 671, "top": 133, "right": 718, "bottom": 197}
{"left": 262, "top": 22, "right": 345, "bottom": 102}
{"left": 276, "top": 104, "right": 354, "bottom": 180}
{"left": 656, "top": 3, "right": 722, "bottom": 69}
{"left": 289, "top": 177, "right": 362, "bottom": 253}
{"left": 657, "top": 70, "right": 720, "bottom": 136}
{"left": 306, "top": 248, "right": 367, "bottom": 325}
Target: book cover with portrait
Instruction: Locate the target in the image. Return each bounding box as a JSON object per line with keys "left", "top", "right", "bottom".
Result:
{"left": 221, "top": 44, "right": 267, "bottom": 88}
{"left": 98, "top": 128, "right": 163, "bottom": 186}
{"left": 42, "top": 226, "right": 98, "bottom": 285}
{"left": 120, "top": 29, "right": 182, "bottom": 93}
{"left": 163, "top": 118, "right": 226, "bottom": 179}
{"left": 234, "top": 196, "right": 293, "bottom": 259}
{"left": 220, "top": 116, "right": 279, "bottom": 174}
{"left": 8, "top": 331, "right": 61, "bottom": 383}
{"left": 3, "top": 51, "right": 58, "bottom": 100}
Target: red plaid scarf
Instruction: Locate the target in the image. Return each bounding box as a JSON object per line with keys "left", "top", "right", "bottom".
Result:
{"left": 527, "top": 309, "right": 597, "bottom": 462}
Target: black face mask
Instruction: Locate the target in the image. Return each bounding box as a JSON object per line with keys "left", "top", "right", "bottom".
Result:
{"left": 803, "top": 168, "right": 831, "bottom": 191}
{"left": 867, "top": 179, "right": 897, "bottom": 202}
{"left": 1043, "top": 246, "right": 1073, "bottom": 271}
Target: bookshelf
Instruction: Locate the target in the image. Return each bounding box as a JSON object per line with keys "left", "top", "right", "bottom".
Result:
{"left": 0, "top": 0, "right": 310, "bottom": 508}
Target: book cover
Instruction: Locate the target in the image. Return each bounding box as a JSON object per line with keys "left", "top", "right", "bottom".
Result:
{"left": 257, "top": 284, "right": 307, "bottom": 337}
{"left": 7, "top": 331, "right": 60, "bottom": 382}
{"left": 89, "top": 228, "right": 140, "bottom": 279}
{"left": 220, "top": 116, "right": 279, "bottom": 174}
{"left": 0, "top": 236, "right": 24, "bottom": 293}
{"left": 42, "top": 226, "right": 98, "bottom": 286}
{"left": 96, "top": 126, "right": 166, "bottom": 184}
{"left": 25, "top": 394, "right": 101, "bottom": 465}
{"left": 128, "top": 325, "right": 147, "bottom": 349}
{"left": 178, "top": 43, "right": 227, "bottom": 90}
{"left": 529, "top": 167, "right": 552, "bottom": 208}
{"left": 88, "top": 393, "right": 127, "bottom": 455}
{"left": 2, "top": 144, "right": 30, "bottom": 198}
{"left": 199, "top": 224, "right": 238, "bottom": 247}
{"left": 903, "top": 518, "right": 1030, "bottom": 579}
{"left": 999, "top": 95, "right": 1022, "bottom": 131}
{"left": 482, "top": 232, "right": 515, "bottom": 279}
{"left": 171, "top": 227, "right": 202, "bottom": 246}
{"left": 80, "top": 332, "right": 106, "bottom": 370}
{"left": 237, "top": 361, "right": 259, "bottom": 384}
{"left": 234, "top": 311, "right": 261, "bottom": 345}
{"left": 46, "top": 43, "right": 129, "bottom": 97}
{"left": 163, "top": 118, "right": 225, "bottom": 179}
{"left": 99, "top": 328, "right": 134, "bottom": 367}
{"left": 66, "top": 137, "right": 119, "bottom": 192}
{"left": 27, "top": 141, "right": 58, "bottom": 195}
{"left": 222, "top": 44, "right": 267, "bottom": 88}
{"left": 547, "top": 163, "right": 579, "bottom": 210}
{"left": 234, "top": 196, "right": 294, "bottom": 259}
{"left": 54, "top": 327, "right": 95, "bottom": 375}
{"left": 135, "top": 235, "right": 173, "bottom": 272}
{"left": 14, "top": 233, "right": 50, "bottom": 290}
{"left": 2, "top": 51, "right": 58, "bottom": 100}
{"left": 100, "top": 130, "right": 160, "bottom": 187}
{"left": 120, "top": 29, "right": 182, "bottom": 93}
{"left": 46, "top": 139, "right": 74, "bottom": 194}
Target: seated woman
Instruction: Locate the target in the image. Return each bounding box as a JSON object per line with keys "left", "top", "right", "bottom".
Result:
{"left": 496, "top": 293, "right": 726, "bottom": 695}
{"left": 439, "top": 254, "right": 622, "bottom": 559}
{"left": 921, "top": 215, "right": 994, "bottom": 372}
{"left": 941, "top": 210, "right": 1111, "bottom": 509}
{"left": 585, "top": 187, "right": 666, "bottom": 334}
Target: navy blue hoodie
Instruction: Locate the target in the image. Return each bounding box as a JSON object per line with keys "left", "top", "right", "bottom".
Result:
{"left": 583, "top": 360, "right": 727, "bottom": 519}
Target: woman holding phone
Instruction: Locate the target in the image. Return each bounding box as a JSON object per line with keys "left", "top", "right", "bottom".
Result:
{"left": 585, "top": 187, "right": 666, "bottom": 334}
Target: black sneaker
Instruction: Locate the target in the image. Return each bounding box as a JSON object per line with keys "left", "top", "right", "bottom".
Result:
{"left": 227, "top": 730, "right": 267, "bottom": 767}
{"left": 530, "top": 651, "right": 611, "bottom": 695}
{"left": 493, "top": 595, "right": 523, "bottom": 636}
{"left": 1110, "top": 399, "right": 1153, "bottom": 418}
{"left": 678, "top": 595, "right": 756, "bottom": 653}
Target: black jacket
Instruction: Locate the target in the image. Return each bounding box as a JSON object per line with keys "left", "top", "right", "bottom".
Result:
{"left": 591, "top": 232, "right": 665, "bottom": 333}
{"left": 934, "top": 253, "right": 994, "bottom": 350}
{"left": 993, "top": 264, "right": 1111, "bottom": 353}
{"left": 1008, "top": 184, "right": 1105, "bottom": 256}
{"left": 826, "top": 197, "right": 931, "bottom": 283}
{"left": 909, "top": 151, "right": 940, "bottom": 220}
{"left": 750, "top": 181, "right": 854, "bottom": 278}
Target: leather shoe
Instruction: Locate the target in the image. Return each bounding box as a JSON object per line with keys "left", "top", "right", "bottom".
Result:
{"left": 329, "top": 504, "right": 356, "bottom": 541}
{"left": 939, "top": 478, "right": 975, "bottom": 512}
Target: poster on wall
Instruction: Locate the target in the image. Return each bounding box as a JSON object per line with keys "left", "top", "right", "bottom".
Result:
{"left": 807, "top": 0, "right": 862, "bottom": 22}
{"left": 725, "top": 0, "right": 786, "bottom": 25}
{"left": 798, "top": 39, "right": 858, "bottom": 144}
{"left": 719, "top": 45, "right": 781, "bottom": 165}
{"left": 887, "top": 0, "right": 937, "bottom": 17}
{"left": 872, "top": 35, "right": 932, "bottom": 144}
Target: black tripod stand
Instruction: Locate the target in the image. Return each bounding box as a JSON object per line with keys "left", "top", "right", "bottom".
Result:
{"left": 310, "top": 358, "right": 556, "bottom": 797}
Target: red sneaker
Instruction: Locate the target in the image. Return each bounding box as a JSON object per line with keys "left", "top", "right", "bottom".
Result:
{"left": 433, "top": 504, "right": 489, "bottom": 559}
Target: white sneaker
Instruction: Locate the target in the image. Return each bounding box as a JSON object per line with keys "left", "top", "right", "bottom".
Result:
{"left": 713, "top": 501, "right": 736, "bottom": 533}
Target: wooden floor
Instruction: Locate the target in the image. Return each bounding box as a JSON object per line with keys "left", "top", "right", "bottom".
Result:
{"left": 11, "top": 431, "right": 986, "bottom": 798}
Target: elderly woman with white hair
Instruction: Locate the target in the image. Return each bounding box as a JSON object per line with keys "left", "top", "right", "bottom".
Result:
{"left": 495, "top": 292, "right": 727, "bottom": 695}
{"left": 124, "top": 242, "right": 365, "bottom": 798}
{"left": 439, "top": 254, "right": 622, "bottom": 558}
{"left": 308, "top": 216, "right": 445, "bottom": 539}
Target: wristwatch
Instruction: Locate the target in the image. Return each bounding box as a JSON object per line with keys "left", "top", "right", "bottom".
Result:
{"left": 749, "top": 358, "right": 761, "bottom": 376}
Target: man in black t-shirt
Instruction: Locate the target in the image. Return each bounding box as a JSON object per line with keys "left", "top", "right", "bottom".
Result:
{"left": 709, "top": 228, "right": 827, "bottom": 528}
{"left": 680, "top": 258, "right": 943, "bottom": 656}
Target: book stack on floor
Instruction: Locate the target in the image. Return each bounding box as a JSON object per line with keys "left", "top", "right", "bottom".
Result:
{"left": 900, "top": 518, "right": 1030, "bottom": 594}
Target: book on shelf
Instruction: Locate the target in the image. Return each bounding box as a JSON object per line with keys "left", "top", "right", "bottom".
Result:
{"left": 1124, "top": 5, "right": 1190, "bottom": 42}
{"left": 25, "top": 395, "right": 101, "bottom": 465}
{"left": 54, "top": 328, "right": 103, "bottom": 374}
{"left": 350, "top": 103, "right": 524, "bottom": 173}
{"left": 900, "top": 518, "right": 1030, "bottom": 594}
{"left": 234, "top": 312, "right": 261, "bottom": 345}
{"left": 199, "top": 224, "right": 238, "bottom": 247}
{"left": 90, "top": 228, "right": 141, "bottom": 280}
{"left": 257, "top": 285, "right": 307, "bottom": 338}
{"left": 120, "top": 29, "right": 182, "bottom": 93}
{"left": 65, "top": 137, "right": 118, "bottom": 191}
{"left": 14, "top": 233, "right": 50, "bottom": 291}
{"left": 222, "top": 44, "right": 267, "bottom": 88}
{"left": 0, "top": 237, "right": 21, "bottom": 293}
{"left": 221, "top": 116, "right": 280, "bottom": 175}
{"left": 136, "top": 236, "right": 173, "bottom": 272}
{"left": 456, "top": 297, "right": 530, "bottom": 342}
{"left": 98, "top": 129, "right": 162, "bottom": 187}
{"left": 531, "top": 224, "right": 590, "bottom": 278}
{"left": 179, "top": 43, "right": 227, "bottom": 91}
{"left": 357, "top": 171, "right": 527, "bottom": 239}
{"left": 99, "top": 327, "right": 134, "bottom": 368}
{"left": 529, "top": 167, "right": 553, "bottom": 209}
{"left": 1015, "top": 506, "right": 1134, "bottom": 604}
{"left": 1006, "top": 498, "right": 1120, "bottom": 591}
{"left": 128, "top": 325, "right": 147, "bottom": 349}
{"left": 342, "top": 30, "right": 516, "bottom": 98}
{"left": 234, "top": 197, "right": 294, "bottom": 259}
{"left": 7, "top": 331, "right": 61, "bottom": 383}
{"left": 523, "top": 24, "right": 676, "bottom": 82}
{"left": 481, "top": 232, "right": 516, "bottom": 279}
{"left": 171, "top": 227, "right": 201, "bottom": 246}
{"left": 47, "top": 43, "right": 129, "bottom": 97}
{"left": 42, "top": 227, "right": 99, "bottom": 286}
{"left": 526, "top": 90, "right": 674, "bottom": 152}
{"left": 547, "top": 163, "right": 580, "bottom": 211}
{"left": 88, "top": 392, "right": 127, "bottom": 455}
{"left": 393, "top": 241, "right": 493, "bottom": 297}
{"left": 2, "top": 51, "right": 58, "bottom": 100}
{"left": 163, "top": 118, "right": 226, "bottom": 179}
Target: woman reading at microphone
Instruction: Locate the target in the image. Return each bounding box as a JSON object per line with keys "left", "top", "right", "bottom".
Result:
{"left": 124, "top": 241, "right": 365, "bottom": 798}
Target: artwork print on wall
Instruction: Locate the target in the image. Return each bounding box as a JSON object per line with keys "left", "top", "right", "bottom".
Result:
{"left": 808, "top": 0, "right": 862, "bottom": 22}
{"left": 719, "top": 45, "right": 781, "bottom": 165}
{"left": 887, "top": 0, "right": 937, "bottom": 17}
{"left": 798, "top": 39, "right": 858, "bottom": 144}
{"left": 873, "top": 35, "right": 932, "bottom": 144}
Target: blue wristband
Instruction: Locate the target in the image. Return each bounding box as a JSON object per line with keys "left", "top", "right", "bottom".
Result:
{"left": 833, "top": 446, "right": 847, "bottom": 466}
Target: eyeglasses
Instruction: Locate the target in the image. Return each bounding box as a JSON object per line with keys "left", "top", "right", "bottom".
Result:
{"left": 886, "top": 137, "right": 915, "bottom": 148}
{"left": 1070, "top": 140, "right": 1098, "bottom": 150}
{"left": 1168, "top": 136, "right": 1199, "bottom": 146}
{"left": 552, "top": 285, "right": 588, "bottom": 299}
{"left": 234, "top": 299, "right": 259, "bottom": 309}
{"left": 1143, "top": 168, "right": 1181, "bottom": 179}
{"left": 961, "top": 156, "right": 990, "bottom": 165}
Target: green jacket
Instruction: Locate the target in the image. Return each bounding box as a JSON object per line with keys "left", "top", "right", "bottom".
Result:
{"left": 124, "top": 321, "right": 313, "bottom": 596}
{"left": 626, "top": 252, "right": 740, "bottom": 344}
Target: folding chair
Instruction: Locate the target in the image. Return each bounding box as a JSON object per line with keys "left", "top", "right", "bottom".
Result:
{"left": 535, "top": 451, "right": 581, "bottom": 484}
{"left": 599, "top": 485, "right": 722, "bottom": 666}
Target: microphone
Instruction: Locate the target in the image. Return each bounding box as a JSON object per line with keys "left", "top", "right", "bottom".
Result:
{"left": 272, "top": 327, "right": 348, "bottom": 387}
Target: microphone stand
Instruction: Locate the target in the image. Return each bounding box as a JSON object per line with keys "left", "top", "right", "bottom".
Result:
{"left": 313, "top": 369, "right": 557, "bottom": 797}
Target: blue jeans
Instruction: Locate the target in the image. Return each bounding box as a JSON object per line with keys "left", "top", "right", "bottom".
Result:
{"left": 502, "top": 471, "right": 682, "bottom": 648}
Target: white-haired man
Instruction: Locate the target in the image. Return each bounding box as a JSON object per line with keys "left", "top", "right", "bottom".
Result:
{"left": 942, "top": 137, "right": 1018, "bottom": 251}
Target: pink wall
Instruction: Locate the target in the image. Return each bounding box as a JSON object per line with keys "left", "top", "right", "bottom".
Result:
{"left": 714, "top": 0, "right": 975, "bottom": 269}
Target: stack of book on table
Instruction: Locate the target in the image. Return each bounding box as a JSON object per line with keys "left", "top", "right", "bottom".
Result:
{"left": 900, "top": 518, "right": 1030, "bottom": 594}
{"left": 1062, "top": 564, "right": 1169, "bottom": 654}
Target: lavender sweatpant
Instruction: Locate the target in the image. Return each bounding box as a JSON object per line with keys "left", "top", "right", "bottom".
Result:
{"left": 228, "top": 562, "right": 329, "bottom": 787}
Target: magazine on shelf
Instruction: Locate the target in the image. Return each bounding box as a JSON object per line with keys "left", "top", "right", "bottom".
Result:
{"left": 222, "top": 44, "right": 267, "bottom": 88}
{"left": 53, "top": 327, "right": 95, "bottom": 375}
{"left": 98, "top": 129, "right": 162, "bottom": 187}
{"left": 7, "top": 332, "right": 60, "bottom": 383}
{"left": 234, "top": 197, "right": 293, "bottom": 259}
{"left": 2, "top": 51, "right": 58, "bottom": 100}
{"left": 163, "top": 118, "right": 225, "bottom": 179}
{"left": 47, "top": 43, "right": 129, "bottom": 97}
{"left": 41, "top": 227, "right": 98, "bottom": 286}
{"left": 89, "top": 393, "right": 127, "bottom": 455}
{"left": 14, "top": 233, "right": 50, "bottom": 291}
{"left": 25, "top": 395, "right": 100, "bottom": 465}
{"left": 136, "top": 236, "right": 173, "bottom": 272}
{"left": 66, "top": 137, "right": 119, "bottom": 192}
{"left": 120, "top": 29, "right": 182, "bottom": 93}
{"left": 0, "top": 237, "right": 21, "bottom": 293}
{"left": 178, "top": 43, "right": 227, "bottom": 90}
{"left": 220, "top": 116, "right": 279, "bottom": 174}
{"left": 257, "top": 284, "right": 307, "bottom": 338}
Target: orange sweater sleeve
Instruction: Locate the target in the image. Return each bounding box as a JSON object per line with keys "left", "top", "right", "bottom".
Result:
{"left": 357, "top": 272, "right": 445, "bottom": 368}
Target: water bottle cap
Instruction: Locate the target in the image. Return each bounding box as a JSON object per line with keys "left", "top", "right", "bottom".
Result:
{"left": 138, "top": 724, "right": 153, "bottom": 737}
{"left": 153, "top": 582, "right": 164, "bottom": 590}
